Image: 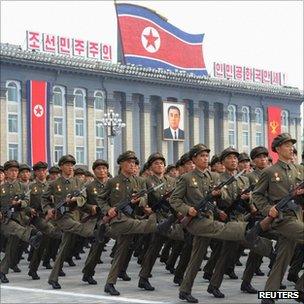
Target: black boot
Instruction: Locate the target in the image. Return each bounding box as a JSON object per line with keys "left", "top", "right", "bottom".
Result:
{"left": 28, "top": 270, "right": 40, "bottom": 280}
{"left": 138, "top": 277, "right": 155, "bottom": 291}
{"left": 207, "top": 284, "right": 225, "bottom": 298}
{"left": 255, "top": 268, "right": 265, "bottom": 276}
{"left": 179, "top": 291, "right": 198, "bottom": 303}
{"left": 0, "top": 272, "right": 9, "bottom": 283}
{"left": 104, "top": 283, "right": 120, "bottom": 296}
{"left": 11, "top": 266, "right": 21, "bottom": 273}
{"left": 173, "top": 275, "right": 183, "bottom": 285}
{"left": 82, "top": 275, "right": 97, "bottom": 285}
{"left": 58, "top": 269, "right": 66, "bottom": 277}
{"left": 241, "top": 281, "right": 257, "bottom": 294}
{"left": 66, "top": 258, "right": 76, "bottom": 267}
{"left": 48, "top": 280, "right": 61, "bottom": 289}
{"left": 225, "top": 269, "right": 238, "bottom": 279}
{"left": 118, "top": 271, "right": 131, "bottom": 281}
{"left": 42, "top": 261, "right": 53, "bottom": 269}
{"left": 287, "top": 273, "right": 299, "bottom": 284}
{"left": 203, "top": 272, "right": 212, "bottom": 281}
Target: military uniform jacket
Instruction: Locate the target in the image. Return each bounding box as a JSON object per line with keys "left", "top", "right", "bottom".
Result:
{"left": 41, "top": 176, "right": 86, "bottom": 215}
{"left": 169, "top": 168, "right": 221, "bottom": 216}
{"left": 246, "top": 168, "right": 263, "bottom": 187}
{"left": 30, "top": 180, "right": 49, "bottom": 214}
{"left": 97, "top": 173, "right": 147, "bottom": 216}
{"left": 145, "top": 174, "right": 176, "bottom": 213}
{"left": 0, "top": 180, "right": 30, "bottom": 222}
{"left": 252, "top": 160, "right": 304, "bottom": 216}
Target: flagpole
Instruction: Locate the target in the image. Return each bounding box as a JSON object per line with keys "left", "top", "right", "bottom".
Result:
{"left": 114, "top": 0, "right": 126, "bottom": 65}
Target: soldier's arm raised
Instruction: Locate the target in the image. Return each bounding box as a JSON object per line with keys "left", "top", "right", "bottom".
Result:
{"left": 169, "top": 176, "right": 190, "bottom": 216}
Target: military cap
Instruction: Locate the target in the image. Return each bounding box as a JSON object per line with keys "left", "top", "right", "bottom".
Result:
{"left": 33, "top": 161, "right": 48, "bottom": 171}
{"left": 85, "top": 170, "right": 94, "bottom": 177}
{"left": 117, "top": 150, "right": 139, "bottom": 164}
{"left": 302, "top": 151, "right": 304, "bottom": 159}
{"left": 48, "top": 166, "right": 60, "bottom": 174}
{"left": 175, "top": 159, "right": 181, "bottom": 168}
{"left": 166, "top": 164, "right": 176, "bottom": 173}
{"left": 238, "top": 153, "right": 250, "bottom": 162}
{"left": 19, "top": 163, "right": 31, "bottom": 172}
{"left": 4, "top": 160, "right": 19, "bottom": 171}
{"left": 250, "top": 146, "right": 269, "bottom": 160}
{"left": 147, "top": 152, "right": 166, "bottom": 167}
{"left": 92, "top": 159, "right": 109, "bottom": 170}
{"left": 135, "top": 158, "right": 140, "bottom": 165}
{"left": 179, "top": 153, "right": 191, "bottom": 166}
{"left": 210, "top": 155, "right": 220, "bottom": 166}
{"left": 293, "top": 147, "right": 297, "bottom": 155}
{"left": 271, "top": 133, "right": 296, "bottom": 152}
{"left": 74, "top": 167, "right": 86, "bottom": 175}
{"left": 220, "top": 147, "right": 240, "bottom": 161}
{"left": 58, "top": 154, "right": 76, "bottom": 166}
{"left": 0, "top": 165, "right": 4, "bottom": 172}
{"left": 189, "top": 144, "right": 211, "bottom": 159}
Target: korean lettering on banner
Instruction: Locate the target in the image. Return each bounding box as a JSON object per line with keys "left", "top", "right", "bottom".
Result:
{"left": 214, "top": 63, "right": 224, "bottom": 78}
{"left": 234, "top": 65, "right": 244, "bottom": 81}
{"left": 87, "top": 41, "right": 100, "bottom": 59}
{"left": 73, "top": 38, "right": 86, "bottom": 57}
{"left": 26, "top": 31, "right": 41, "bottom": 50}
{"left": 43, "top": 33, "right": 56, "bottom": 53}
{"left": 58, "top": 37, "right": 71, "bottom": 55}
{"left": 272, "top": 72, "right": 281, "bottom": 85}
{"left": 244, "top": 67, "right": 253, "bottom": 82}
{"left": 254, "top": 69, "right": 263, "bottom": 83}
{"left": 262, "top": 70, "right": 272, "bottom": 84}
{"left": 224, "top": 64, "right": 233, "bottom": 79}
{"left": 101, "top": 43, "right": 112, "bottom": 61}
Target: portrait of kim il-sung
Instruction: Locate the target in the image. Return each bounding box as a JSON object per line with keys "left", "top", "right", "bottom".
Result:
{"left": 163, "top": 102, "right": 185, "bottom": 141}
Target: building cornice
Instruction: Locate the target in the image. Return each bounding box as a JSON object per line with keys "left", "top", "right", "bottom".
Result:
{"left": 1, "top": 43, "right": 303, "bottom": 102}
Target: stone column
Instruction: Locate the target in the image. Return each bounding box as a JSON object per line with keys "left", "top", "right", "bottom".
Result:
{"left": 0, "top": 87, "right": 7, "bottom": 163}
{"left": 250, "top": 108, "right": 256, "bottom": 149}
{"left": 236, "top": 106, "right": 242, "bottom": 152}
{"left": 66, "top": 93, "right": 75, "bottom": 155}
{"left": 139, "top": 97, "right": 151, "bottom": 161}
{"left": 205, "top": 103, "right": 215, "bottom": 155}
{"left": 21, "top": 83, "right": 27, "bottom": 163}
{"left": 87, "top": 95, "right": 95, "bottom": 168}
{"left": 223, "top": 107, "right": 230, "bottom": 149}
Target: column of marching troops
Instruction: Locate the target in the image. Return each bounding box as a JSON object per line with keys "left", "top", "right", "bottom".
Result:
{"left": 0, "top": 132, "right": 303, "bottom": 304}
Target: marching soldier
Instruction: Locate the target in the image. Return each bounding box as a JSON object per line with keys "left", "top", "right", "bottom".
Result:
{"left": 0, "top": 160, "right": 43, "bottom": 283}
{"left": 248, "top": 133, "right": 304, "bottom": 304}
{"left": 48, "top": 166, "right": 61, "bottom": 181}
{"left": 42, "top": 155, "right": 103, "bottom": 289}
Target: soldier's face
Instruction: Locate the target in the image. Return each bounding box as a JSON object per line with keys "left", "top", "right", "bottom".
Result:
{"left": 193, "top": 151, "right": 209, "bottom": 170}
{"left": 60, "top": 162, "right": 74, "bottom": 176}
{"left": 238, "top": 161, "right": 251, "bottom": 172}
{"left": 5, "top": 167, "right": 19, "bottom": 180}
{"left": 35, "top": 168, "right": 47, "bottom": 181}
{"left": 183, "top": 160, "right": 196, "bottom": 173}
{"left": 276, "top": 142, "right": 294, "bottom": 161}
{"left": 168, "top": 168, "right": 179, "bottom": 178}
{"left": 168, "top": 109, "right": 180, "bottom": 130}
{"left": 253, "top": 154, "right": 268, "bottom": 169}
{"left": 212, "top": 162, "right": 225, "bottom": 173}
{"left": 94, "top": 165, "right": 108, "bottom": 179}
{"left": 49, "top": 173, "right": 60, "bottom": 180}
{"left": 0, "top": 171, "right": 5, "bottom": 182}
{"left": 151, "top": 160, "right": 165, "bottom": 175}
{"left": 19, "top": 170, "right": 31, "bottom": 182}
{"left": 223, "top": 154, "right": 238, "bottom": 171}
{"left": 120, "top": 159, "right": 136, "bottom": 175}
{"left": 76, "top": 174, "right": 86, "bottom": 181}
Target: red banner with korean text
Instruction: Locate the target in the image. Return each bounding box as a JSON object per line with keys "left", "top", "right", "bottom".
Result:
{"left": 267, "top": 106, "right": 281, "bottom": 163}
{"left": 26, "top": 80, "right": 50, "bottom": 166}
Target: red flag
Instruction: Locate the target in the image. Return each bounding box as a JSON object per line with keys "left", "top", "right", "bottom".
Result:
{"left": 267, "top": 106, "right": 281, "bottom": 163}
{"left": 27, "top": 80, "right": 50, "bottom": 165}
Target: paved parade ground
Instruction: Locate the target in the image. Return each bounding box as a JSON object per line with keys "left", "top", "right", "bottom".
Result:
{"left": 1, "top": 240, "right": 300, "bottom": 304}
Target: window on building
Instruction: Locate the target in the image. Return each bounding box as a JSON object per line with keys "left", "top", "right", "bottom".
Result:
{"left": 53, "top": 86, "right": 65, "bottom": 106}
{"left": 76, "top": 147, "right": 85, "bottom": 164}
{"left": 6, "top": 81, "right": 20, "bottom": 102}
{"left": 255, "top": 108, "right": 264, "bottom": 146}
{"left": 228, "top": 105, "right": 236, "bottom": 147}
{"left": 8, "top": 114, "right": 18, "bottom": 133}
{"left": 54, "top": 117, "right": 63, "bottom": 135}
{"left": 96, "top": 147, "right": 104, "bottom": 159}
{"left": 95, "top": 121, "right": 104, "bottom": 138}
{"left": 8, "top": 144, "right": 18, "bottom": 160}
{"left": 94, "top": 91, "right": 105, "bottom": 110}
{"left": 241, "top": 106, "right": 250, "bottom": 151}
{"left": 54, "top": 146, "right": 63, "bottom": 163}
{"left": 75, "top": 119, "right": 84, "bottom": 136}
{"left": 74, "top": 89, "right": 85, "bottom": 108}
{"left": 281, "top": 110, "right": 289, "bottom": 133}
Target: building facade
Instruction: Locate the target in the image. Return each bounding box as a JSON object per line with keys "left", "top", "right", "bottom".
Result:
{"left": 1, "top": 43, "right": 303, "bottom": 170}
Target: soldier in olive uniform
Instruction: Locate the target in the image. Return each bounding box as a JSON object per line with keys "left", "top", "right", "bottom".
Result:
{"left": 42, "top": 155, "right": 102, "bottom": 289}
{"left": 138, "top": 152, "right": 182, "bottom": 291}
{"left": 0, "top": 160, "right": 43, "bottom": 283}
{"left": 28, "top": 161, "right": 61, "bottom": 280}
{"left": 99, "top": 151, "right": 172, "bottom": 296}
{"left": 249, "top": 133, "right": 304, "bottom": 304}
{"left": 170, "top": 144, "right": 273, "bottom": 303}
{"left": 81, "top": 159, "right": 110, "bottom": 285}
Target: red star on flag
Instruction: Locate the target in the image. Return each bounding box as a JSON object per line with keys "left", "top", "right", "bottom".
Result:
{"left": 144, "top": 29, "right": 159, "bottom": 49}
{"left": 35, "top": 106, "right": 42, "bottom": 115}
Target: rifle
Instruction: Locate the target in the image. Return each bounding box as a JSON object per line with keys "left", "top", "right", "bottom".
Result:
{"left": 259, "top": 180, "right": 304, "bottom": 231}
{"left": 150, "top": 188, "right": 174, "bottom": 214}
{"left": 225, "top": 184, "right": 255, "bottom": 217}
{"left": 46, "top": 182, "right": 89, "bottom": 221}
{"left": 180, "top": 170, "right": 245, "bottom": 227}
{"left": 100, "top": 183, "right": 164, "bottom": 224}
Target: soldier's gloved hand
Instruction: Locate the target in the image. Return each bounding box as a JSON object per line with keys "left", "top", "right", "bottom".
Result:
{"left": 12, "top": 199, "right": 21, "bottom": 206}
{"left": 295, "top": 188, "right": 304, "bottom": 196}
{"left": 211, "top": 189, "right": 221, "bottom": 197}
{"left": 241, "top": 192, "right": 251, "bottom": 200}
{"left": 91, "top": 205, "right": 97, "bottom": 215}
{"left": 0, "top": 212, "right": 3, "bottom": 221}
{"left": 46, "top": 208, "right": 55, "bottom": 220}
{"left": 218, "top": 210, "right": 227, "bottom": 221}
{"left": 131, "top": 194, "right": 140, "bottom": 204}
{"left": 30, "top": 208, "right": 37, "bottom": 217}
{"left": 143, "top": 206, "right": 152, "bottom": 215}
{"left": 268, "top": 206, "right": 279, "bottom": 218}
{"left": 188, "top": 207, "right": 197, "bottom": 217}
{"left": 107, "top": 207, "right": 117, "bottom": 218}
